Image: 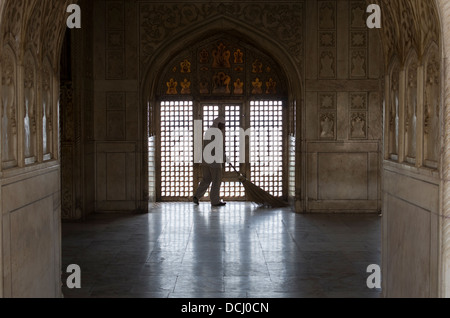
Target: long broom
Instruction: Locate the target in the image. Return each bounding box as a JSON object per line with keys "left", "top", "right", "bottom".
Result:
{"left": 227, "top": 162, "right": 289, "bottom": 208}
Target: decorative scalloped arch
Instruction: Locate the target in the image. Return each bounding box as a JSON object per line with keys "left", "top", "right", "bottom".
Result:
{"left": 141, "top": 15, "right": 302, "bottom": 107}
{"left": 155, "top": 33, "right": 288, "bottom": 100}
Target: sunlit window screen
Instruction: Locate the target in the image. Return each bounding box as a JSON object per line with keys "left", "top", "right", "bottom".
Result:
{"left": 148, "top": 136, "right": 156, "bottom": 198}
{"left": 250, "top": 100, "right": 283, "bottom": 197}
{"left": 202, "top": 105, "right": 219, "bottom": 133}
{"left": 201, "top": 105, "right": 218, "bottom": 200}
{"left": 202, "top": 104, "right": 244, "bottom": 198}
{"left": 225, "top": 105, "right": 240, "bottom": 173}
{"left": 289, "top": 136, "right": 295, "bottom": 198}
{"left": 224, "top": 105, "right": 245, "bottom": 197}
{"left": 220, "top": 182, "right": 245, "bottom": 198}
{"left": 160, "top": 101, "right": 193, "bottom": 198}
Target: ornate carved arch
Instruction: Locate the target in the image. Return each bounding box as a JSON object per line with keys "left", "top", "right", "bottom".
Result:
{"left": 141, "top": 15, "right": 302, "bottom": 123}
{"left": 1, "top": 0, "right": 27, "bottom": 54}
{"left": 417, "top": 0, "right": 441, "bottom": 58}
{"left": 156, "top": 34, "right": 288, "bottom": 101}
{"left": 423, "top": 42, "right": 440, "bottom": 166}
{"left": 0, "top": 0, "right": 75, "bottom": 70}
{"left": 369, "top": 0, "right": 440, "bottom": 68}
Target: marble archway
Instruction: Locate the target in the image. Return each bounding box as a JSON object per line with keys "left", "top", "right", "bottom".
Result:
{"left": 140, "top": 17, "right": 301, "bottom": 206}
{"left": 0, "top": 0, "right": 450, "bottom": 298}
{"left": 0, "top": 0, "right": 75, "bottom": 297}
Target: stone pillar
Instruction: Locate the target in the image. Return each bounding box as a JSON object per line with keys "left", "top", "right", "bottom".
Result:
{"left": 16, "top": 62, "right": 24, "bottom": 168}
{"left": 437, "top": 0, "right": 450, "bottom": 299}
{"left": 398, "top": 68, "right": 406, "bottom": 163}
{"left": 416, "top": 65, "right": 424, "bottom": 168}
{"left": 384, "top": 75, "right": 390, "bottom": 160}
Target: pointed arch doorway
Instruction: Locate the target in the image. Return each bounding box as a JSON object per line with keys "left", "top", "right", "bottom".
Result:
{"left": 145, "top": 33, "right": 295, "bottom": 203}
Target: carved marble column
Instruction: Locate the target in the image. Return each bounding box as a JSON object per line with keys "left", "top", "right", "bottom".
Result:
{"left": 398, "top": 68, "right": 406, "bottom": 163}
{"left": 23, "top": 55, "right": 37, "bottom": 164}
{"left": 42, "top": 63, "right": 53, "bottom": 161}
{"left": 388, "top": 63, "right": 400, "bottom": 160}
{"left": 405, "top": 57, "right": 418, "bottom": 163}
{"left": 415, "top": 65, "right": 424, "bottom": 168}
{"left": 436, "top": 0, "right": 450, "bottom": 299}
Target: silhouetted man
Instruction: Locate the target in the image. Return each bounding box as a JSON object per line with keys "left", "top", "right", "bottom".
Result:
{"left": 193, "top": 116, "right": 227, "bottom": 207}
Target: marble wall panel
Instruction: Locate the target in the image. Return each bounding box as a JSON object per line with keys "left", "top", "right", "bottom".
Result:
{"left": 10, "top": 198, "right": 55, "bottom": 297}
{"left": 385, "top": 194, "right": 432, "bottom": 297}
{"left": 307, "top": 142, "right": 379, "bottom": 211}
{"left": 96, "top": 142, "right": 137, "bottom": 211}
{"left": 303, "top": 0, "right": 382, "bottom": 212}
{"left": 382, "top": 166, "right": 440, "bottom": 297}
{"left": 1, "top": 166, "right": 60, "bottom": 297}
{"left": 318, "top": 152, "right": 368, "bottom": 200}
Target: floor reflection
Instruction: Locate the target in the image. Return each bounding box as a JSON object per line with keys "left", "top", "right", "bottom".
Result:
{"left": 62, "top": 202, "right": 381, "bottom": 298}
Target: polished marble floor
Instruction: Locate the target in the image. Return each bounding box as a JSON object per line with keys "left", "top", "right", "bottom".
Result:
{"left": 61, "top": 202, "right": 382, "bottom": 298}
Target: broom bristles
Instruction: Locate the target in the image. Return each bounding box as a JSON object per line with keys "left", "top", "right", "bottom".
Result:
{"left": 228, "top": 162, "right": 289, "bottom": 208}
{"left": 239, "top": 176, "right": 289, "bottom": 208}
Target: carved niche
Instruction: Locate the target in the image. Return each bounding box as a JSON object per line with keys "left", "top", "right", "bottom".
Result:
{"left": 350, "top": 112, "right": 367, "bottom": 139}
{"left": 350, "top": 92, "right": 367, "bottom": 140}
{"left": 319, "top": 113, "right": 335, "bottom": 139}
{"left": 423, "top": 47, "right": 440, "bottom": 166}
{"left": 350, "top": 1, "right": 367, "bottom": 79}
{"left": 405, "top": 55, "right": 418, "bottom": 161}
{"left": 1, "top": 46, "right": 18, "bottom": 168}
{"left": 42, "top": 60, "right": 53, "bottom": 160}
{"left": 351, "top": 50, "right": 366, "bottom": 78}
{"left": 318, "top": 1, "right": 336, "bottom": 80}
{"left": 319, "top": 92, "right": 336, "bottom": 140}
{"left": 318, "top": 1, "right": 336, "bottom": 30}
{"left": 350, "top": 1, "right": 366, "bottom": 28}
{"left": 24, "top": 52, "right": 37, "bottom": 163}
{"left": 106, "top": 1, "right": 125, "bottom": 80}
{"left": 319, "top": 51, "right": 335, "bottom": 79}
{"left": 388, "top": 62, "right": 400, "bottom": 159}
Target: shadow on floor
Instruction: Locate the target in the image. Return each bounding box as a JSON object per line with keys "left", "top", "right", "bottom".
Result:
{"left": 61, "top": 202, "right": 382, "bottom": 298}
